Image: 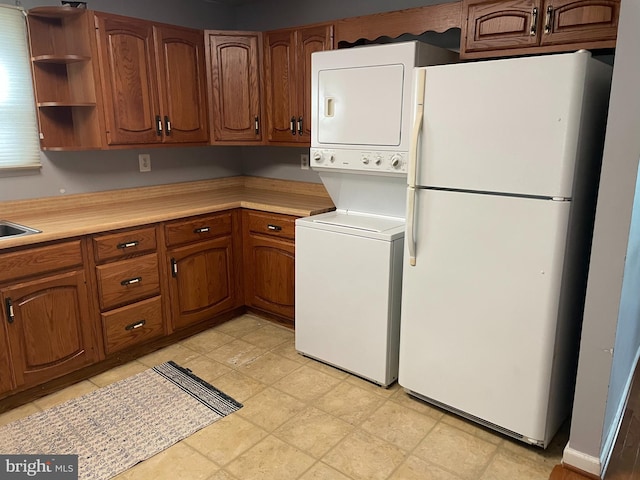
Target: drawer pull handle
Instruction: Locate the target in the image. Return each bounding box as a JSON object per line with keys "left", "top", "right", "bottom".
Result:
{"left": 120, "top": 276, "right": 142, "bottom": 286}
{"left": 125, "top": 319, "right": 146, "bottom": 331}
{"left": 267, "top": 224, "right": 282, "bottom": 231}
{"left": 194, "top": 227, "right": 210, "bottom": 234}
{"left": 255, "top": 116, "right": 259, "bottom": 135}
{"left": 5, "top": 298, "right": 14, "bottom": 324}
{"left": 117, "top": 241, "right": 139, "bottom": 249}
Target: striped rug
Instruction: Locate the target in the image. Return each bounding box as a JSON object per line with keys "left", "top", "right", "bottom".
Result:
{"left": 0, "top": 361, "right": 242, "bottom": 480}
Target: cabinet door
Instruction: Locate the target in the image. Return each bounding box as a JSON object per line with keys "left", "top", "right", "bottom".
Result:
{"left": 207, "top": 32, "right": 263, "bottom": 143}
{"left": 1, "top": 270, "right": 97, "bottom": 388}
{"left": 168, "top": 236, "right": 236, "bottom": 330}
{"left": 463, "top": 0, "right": 542, "bottom": 53}
{"left": 155, "top": 25, "right": 209, "bottom": 144}
{"left": 296, "top": 25, "right": 333, "bottom": 143}
{"left": 95, "top": 14, "right": 161, "bottom": 145}
{"left": 264, "top": 30, "right": 297, "bottom": 143}
{"left": 244, "top": 233, "right": 295, "bottom": 322}
{"left": 540, "top": 0, "right": 620, "bottom": 46}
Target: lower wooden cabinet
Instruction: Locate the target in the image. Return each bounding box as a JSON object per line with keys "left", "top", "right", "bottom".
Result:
{"left": 243, "top": 210, "right": 296, "bottom": 324}
{"left": 90, "top": 226, "right": 166, "bottom": 357}
{"left": 1, "top": 269, "right": 98, "bottom": 388}
{"left": 165, "top": 211, "right": 242, "bottom": 331}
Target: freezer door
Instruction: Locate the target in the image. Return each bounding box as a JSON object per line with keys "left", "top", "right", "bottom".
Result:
{"left": 416, "top": 52, "right": 590, "bottom": 197}
{"left": 399, "top": 189, "right": 571, "bottom": 442}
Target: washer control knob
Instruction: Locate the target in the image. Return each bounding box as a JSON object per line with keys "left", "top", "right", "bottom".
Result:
{"left": 313, "top": 151, "right": 323, "bottom": 163}
{"left": 362, "top": 155, "right": 370, "bottom": 165}
{"left": 328, "top": 154, "right": 335, "bottom": 163}
{"left": 374, "top": 155, "right": 382, "bottom": 165}
{"left": 390, "top": 154, "right": 402, "bottom": 168}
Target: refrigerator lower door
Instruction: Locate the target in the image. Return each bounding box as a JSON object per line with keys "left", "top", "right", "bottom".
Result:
{"left": 399, "top": 189, "right": 571, "bottom": 445}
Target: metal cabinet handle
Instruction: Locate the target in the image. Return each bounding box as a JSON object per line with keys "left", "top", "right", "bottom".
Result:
{"left": 120, "top": 276, "right": 142, "bottom": 286}
{"left": 297, "top": 117, "right": 303, "bottom": 135}
{"left": 171, "top": 258, "right": 178, "bottom": 277}
{"left": 5, "top": 298, "right": 14, "bottom": 324}
{"left": 290, "top": 116, "right": 296, "bottom": 135}
{"left": 255, "top": 116, "right": 260, "bottom": 135}
{"left": 194, "top": 227, "right": 210, "bottom": 234}
{"left": 156, "top": 115, "right": 163, "bottom": 136}
{"left": 117, "top": 240, "right": 139, "bottom": 249}
{"left": 544, "top": 5, "right": 553, "bottom": 34}
{"left": 125, "top": 319, "right": 146, "bottom": 331}
{"left": 530, "top": 7, "right": 538, "bottom": 36}
{"left": 267, "top": 224, "right": 282, "bottom": 231}
{"left": 164, "top": 116, "right": 171, "bottom": 136}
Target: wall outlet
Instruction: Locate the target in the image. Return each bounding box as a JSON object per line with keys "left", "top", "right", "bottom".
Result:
{"left": 138, "top": 154, "right": 151, "bottom": 172}
{"left": 300, "top": 154, "right": 309, "bottom": 170}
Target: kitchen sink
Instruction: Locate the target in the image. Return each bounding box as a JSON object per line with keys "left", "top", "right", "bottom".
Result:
{"left": 0, "top": 220, "right": 41, "bottom": 239}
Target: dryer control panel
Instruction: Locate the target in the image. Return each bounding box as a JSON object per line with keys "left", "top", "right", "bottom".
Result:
{"left": 310, "top": 148, "right": 407, "bottom": 175}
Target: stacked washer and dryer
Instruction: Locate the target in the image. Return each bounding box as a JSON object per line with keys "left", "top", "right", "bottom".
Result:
{"left": 295, "top": 41, "right": 457, "bottom": 386}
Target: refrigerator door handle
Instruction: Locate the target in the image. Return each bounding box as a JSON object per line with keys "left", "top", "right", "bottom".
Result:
{"left": 407, "top": 186, "right": 417, "bottom": 266}
{"left": 408, "top": 68, "right": 426, "bottom": 189}
{"left": 406, "top": 68, "right": 426, "bottom": 267}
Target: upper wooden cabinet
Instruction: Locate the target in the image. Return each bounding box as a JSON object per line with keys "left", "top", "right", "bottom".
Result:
{"left": 27, "top": 7, "right": 105, "bottom": 151}
{"left": 206, "top": 31, "right": 264, "bottom": 144}
{"left": 461, "top": 0, "right": 620, "bottom": 58}
{"left": 94, "top": 13, "right": 209, "bottom": 146}
{"left": 264, "top": 24, "right": 333, "bottom": 145}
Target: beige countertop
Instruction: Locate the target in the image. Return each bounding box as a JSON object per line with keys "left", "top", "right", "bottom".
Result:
{"left": 0, "top": 176, "right": 335, "bottom": 250}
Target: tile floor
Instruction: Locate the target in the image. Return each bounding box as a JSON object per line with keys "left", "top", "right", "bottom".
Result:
{"left": 0, "top": 314, "right": 567, "bottom": 480}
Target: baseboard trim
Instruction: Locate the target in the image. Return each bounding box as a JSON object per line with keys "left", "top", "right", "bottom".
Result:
{"left": 562, "top": 445, "right": 601, "bottom": 477}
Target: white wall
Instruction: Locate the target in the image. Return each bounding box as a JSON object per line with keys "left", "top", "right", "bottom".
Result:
{"left": 564, "top": 0, "right": 640, "bottom": 475}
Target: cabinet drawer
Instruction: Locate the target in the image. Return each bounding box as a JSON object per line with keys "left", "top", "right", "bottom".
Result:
{"left": 102, "top": 296, "right": 164, "bottom": 354}
{"left": 95, "top": 253, "right": 160, "bottom": 310}
{"left": 245, "top": 210, "right": 296, "bottom": 240}
{"left": 0, "top": 240, "right": 83, "bottom": 284}
{"left": 93, "top": 226, "right": 157, "bottom": 263}
{"left": 165, "top": 212, "right": 232, "bottom": 247}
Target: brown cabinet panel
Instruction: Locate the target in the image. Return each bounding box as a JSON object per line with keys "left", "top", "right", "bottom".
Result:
{"left": 242, "top": 210, "right": 296, "bottom": 324}
{"left": 101, "top": 295, "right": 164, "bottom": 354}
{"left": 540, "top": 0, "right": 619, "bottom": 46}
{"left": 95, "top": 12, "right": 209, "bottom": 146}
{"left": 463, "top": 0, "right": 541, "bottom": 53}
{"left": 95, "top": 14, "right": 161, "bottom": 145}
{"left": 297, "top": 25, "right": 333, "bottom": 142}
{"left": 92, "top": 226, "right": 157, "bottom": 263}
{"left": 168, "top": 236, "right": 236, "bottom": 330}
{"left": 264, "top": 30, "right": 296, "bottom": 143}
{"left": 164, "top": 212, "right": 233, "bottom": 247}
{"left": 0, "top": 240, "right": 83, "bottom": 284}
{"left": 245, "top": 210, "right": 296, "bottom": 240}
{"left": 155, "top": 25, "right": 209, "bottom": 143}
{"left": 264, "top": 24, "right": 333, "bottom": 145}
{"left": 2, "top": 270, "right": 97, "bottom": 388}
{"left": 206, "top": 31, "right": 263, "bottom": 143}
{"left": 95, "top": 253, "right": 160, "bottom": 310}
{"left": 244, "top": 234, "right": 295, "bottom": 321}
{"left": 461, "top": 0, "right": 619, "bottom": 58}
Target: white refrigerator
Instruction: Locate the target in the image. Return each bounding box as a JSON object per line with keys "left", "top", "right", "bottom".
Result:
{"left": 399, "top": 51, "right": 612, "bottom": 448}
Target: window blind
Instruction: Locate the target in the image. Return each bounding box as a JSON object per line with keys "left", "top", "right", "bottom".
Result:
{"left": 0, "top": 5, "right": 41, "bottom": 170}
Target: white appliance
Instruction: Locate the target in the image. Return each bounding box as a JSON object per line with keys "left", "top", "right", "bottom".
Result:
{"left": 400, "top": 51, "right": 612, "bottom": 447}
{"left": 295, "top": 41, "right": 458, "bottom": 386}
